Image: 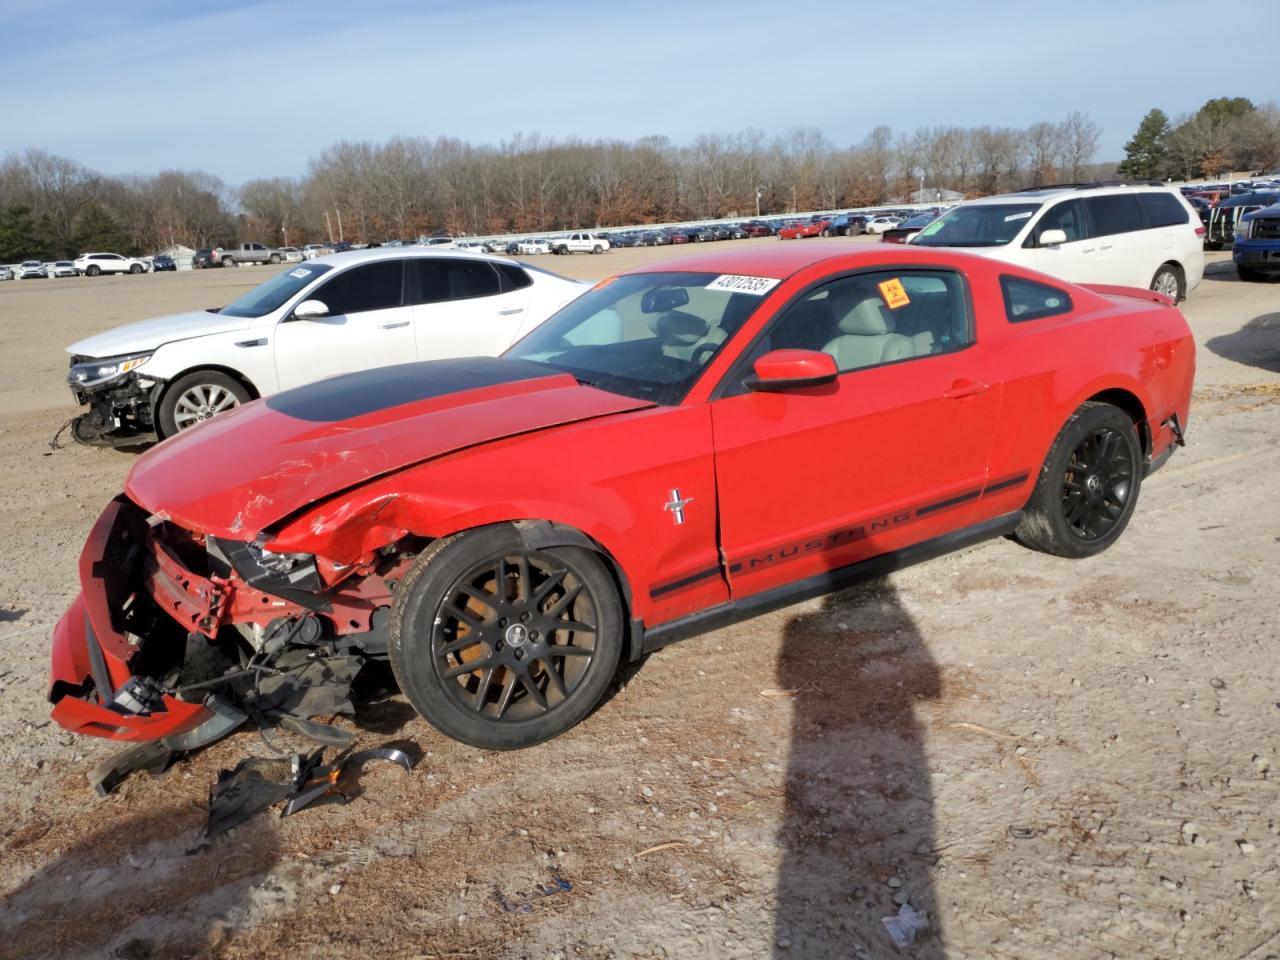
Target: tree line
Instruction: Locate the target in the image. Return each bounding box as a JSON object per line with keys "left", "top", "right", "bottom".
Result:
{"left": 0, "top": 99, "right": 1270, "bottom": 261}
{"left": 1118, "top": 97, "right": 1280, "bottom": 181}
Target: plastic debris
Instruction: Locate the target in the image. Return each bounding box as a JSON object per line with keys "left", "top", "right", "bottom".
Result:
{"left": 492, "top": 874, "right": 573, "bottom": 913}
{"left": 881, "top": 902, "right": 930, "bottom": 950}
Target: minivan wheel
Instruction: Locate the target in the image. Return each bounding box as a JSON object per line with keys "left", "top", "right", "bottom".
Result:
{"left": 1150, "top": 264, "right": 1184, "bottom": 301}
{"left": 1015, "top": 402, "right": 1143, "bottom": 559}
{"left": 389, "top": 526, "right": 623, "bottom": 750}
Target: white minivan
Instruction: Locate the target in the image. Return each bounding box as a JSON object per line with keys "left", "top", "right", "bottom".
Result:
{"left": 909, "top": 185, "right": 1205, "bottom": 300}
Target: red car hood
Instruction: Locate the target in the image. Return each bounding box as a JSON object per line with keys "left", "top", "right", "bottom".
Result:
{"left": 126, "top": 358, "right": 653, "bottom": 539}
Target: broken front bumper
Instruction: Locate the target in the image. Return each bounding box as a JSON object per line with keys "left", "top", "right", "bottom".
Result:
{"left": 49, "top": 498, "right": 213, "bottom": 741}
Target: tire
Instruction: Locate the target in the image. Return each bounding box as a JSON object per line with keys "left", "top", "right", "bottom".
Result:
{"left": 156, "top": 370, "right": 251, "bottom": 437}
{"left": 86, "top": 264, "right": 100, "bottom": 277}
{"left": 1150, "top": 263, "right": 1184, "bottom": 300}
{"left": 129, "top": 263, "right": 143, "bottom": 274}
{"left": 1236, "top": 265, "right": 1264, "bottom": 282}
{"left": 592, "top": 245, "right": 602, "bottom": 254}
{"left": 221, "top": 257, "right": 236, "bottom": 267}
{"left": 1014, "top": 402, "right": 1143, "bottom": 559}
{"left": 389, "top": 525, "right": 624, "bottom": 750}
{"left": 1205, "top": 240, "right": 1223, "bottom": 251}
{"left": 270, "top": 254, "right": 281, "bottom": 264}
{"left": 821, "top": 228, "right": 831, "bottom": 237}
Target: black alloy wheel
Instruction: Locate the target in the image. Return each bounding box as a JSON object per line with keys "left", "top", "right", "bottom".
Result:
{"left": 390, "top": 526, "right": 623, "bottom": 749}
{"left": 1060, "top": 424, "right": 1134, "bottom": 541}
{"left": 1015, "top": 402, "right": 1143, "bottom": 559}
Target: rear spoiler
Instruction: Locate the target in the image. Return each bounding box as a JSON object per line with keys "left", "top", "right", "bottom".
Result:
{"left": 1080, "top": 283, "right": 1175, "bottom": 307}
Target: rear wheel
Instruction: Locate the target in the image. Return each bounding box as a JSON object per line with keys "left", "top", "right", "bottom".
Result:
{"left": 389, "top": 525, "right": 623, "bottom": 750}
{"left": 592, "top": 245, "right": 602, "bottom": 254}
{"left": 1015, "top": 402, "right": 1143, "bottom": 559}
{"left": 86, "top": 264, "right": 100, "bottom": 277}
{"left": 1150, "top": 264, "right": 1184, "bottom": 300}
{"left": 157, "top": 370, "right": 251, "bottom": 437}
{"left": 270, "top": 253, "right": 282, "bottom": 264}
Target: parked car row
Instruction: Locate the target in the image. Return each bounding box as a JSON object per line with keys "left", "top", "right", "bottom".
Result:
{"left": 1, "top": 252, "right": 157, "bottom": 278}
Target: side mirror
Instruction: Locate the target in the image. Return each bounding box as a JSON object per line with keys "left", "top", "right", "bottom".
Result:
{"left": 746, "top": 349, "right": 838, "bottom": 392}
{"left": 641, "top": 287, "right": 690, "bottom": 314}
{"left": 1038, "top": 228, "right": 1068, "bottom": 247}
{"left": 291, "top": 299, "right": 330, "bottom": 321}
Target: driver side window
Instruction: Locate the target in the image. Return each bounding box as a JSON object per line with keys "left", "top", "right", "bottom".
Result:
{"left": 728, "top": 270, "right": 972, "bottom": 393}
{"left": 315, "top": 261, "right": 405, "bottom": 315}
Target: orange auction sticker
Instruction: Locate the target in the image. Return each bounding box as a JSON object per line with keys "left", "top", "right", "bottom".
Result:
{"left": 878, "top": 278, "right": 910, "bottom": 309}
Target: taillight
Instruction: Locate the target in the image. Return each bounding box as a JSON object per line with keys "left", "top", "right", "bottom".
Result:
{"left": 1194, "top": 226, "right": 1206, "bottom": 237}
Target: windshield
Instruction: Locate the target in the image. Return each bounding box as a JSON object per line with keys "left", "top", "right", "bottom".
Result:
{"left": 219, "top": 263, "right": 333, "bottom": 318}
{"left": 910, "top": 202, "right": 1042, "bottom": 247}
{"left": 505, "top": 271, "right": 766, "bottom": 404}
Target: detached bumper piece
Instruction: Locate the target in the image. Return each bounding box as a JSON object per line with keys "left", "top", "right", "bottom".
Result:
{"left": 49, "top": 496, "right": 376, "bottom": 794}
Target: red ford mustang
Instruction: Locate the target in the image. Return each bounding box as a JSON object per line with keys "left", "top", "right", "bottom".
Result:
{"left": 50, "top": 246, "right": 1194, "bottom": 753}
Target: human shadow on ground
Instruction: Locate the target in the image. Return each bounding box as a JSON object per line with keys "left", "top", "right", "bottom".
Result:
{"left": 773, "top": 579, "right": 944, "bottom": 958}
{"left": 1205, "top": 312, "right": 1280, "bottom": 375}
{"left": 0, "top": 801, "right": 279, "bottom": 958}
{"left": 0, "top": 607, "right": 26, "bottom": 623}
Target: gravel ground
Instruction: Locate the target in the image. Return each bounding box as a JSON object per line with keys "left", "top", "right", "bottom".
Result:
{"left": 0, "top": 241, "right": 1276, "bottom": 959}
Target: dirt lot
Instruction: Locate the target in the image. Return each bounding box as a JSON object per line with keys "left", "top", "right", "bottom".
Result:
{"left": 0, "top": 241, "right": 1277, "bottom": 959}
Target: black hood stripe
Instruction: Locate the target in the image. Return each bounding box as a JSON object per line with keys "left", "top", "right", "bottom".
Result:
{"left": 265, "top": 357, "right": 558, "bottom": 422}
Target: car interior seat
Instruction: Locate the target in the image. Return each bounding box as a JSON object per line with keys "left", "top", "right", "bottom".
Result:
{"left": 822, "top": 293, "right": 914, "bottom": 370}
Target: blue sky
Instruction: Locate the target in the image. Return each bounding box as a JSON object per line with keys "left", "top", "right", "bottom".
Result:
{"left": 0, "top": 0, "right": 1259, "bottom": 184}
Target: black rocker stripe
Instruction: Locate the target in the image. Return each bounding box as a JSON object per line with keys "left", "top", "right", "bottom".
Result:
{"left": 915, "top": 487, "right": 982, "bottom": 516}
{"left": 649, "top": 565, "right": 722, "bottom": 599}
{"left": 982, "top": 472, "right": 1030, "bottom": 495}
{"left": 650, "top": 469, "right": 1032, "bottom": 599}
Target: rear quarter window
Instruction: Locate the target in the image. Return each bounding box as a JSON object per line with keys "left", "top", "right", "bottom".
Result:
{"left": 1084, "top": 194, "right": 1144, "bottom": 237}
{"left": 1001, "top": 275, "right": 1073, "bottom": 323}
{"left": 1138, "top": 192, "right": 1191, "bottom": 228}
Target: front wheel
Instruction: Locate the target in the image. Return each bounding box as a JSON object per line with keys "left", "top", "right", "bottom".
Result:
{"left": 389, "top": 525, "right": 623, "bottom": 750}
{"left": 156, "top": 370, "right": 251, "bottom": 437}
{"left": 222, "top": 257, "right": 236, "bottom": 267}
{"left": 1015, "top": 402, "right": 1143, "bottom": 559}
{"left": 269, "top": 254, "right": 281, "bottom": 264}
{"left": 1236, "top": 265, "right": 1264, "bottom": 282}
{"left": 1150, "top": 264, "right": 1184, "bottom": 300}
{"left": 129, "top": 263, "right": 143, "bottom": 274}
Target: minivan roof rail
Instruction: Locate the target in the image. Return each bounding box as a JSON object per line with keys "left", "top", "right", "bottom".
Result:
{"left": 1015, "top": 180, "right": 1167, "bottom": 192}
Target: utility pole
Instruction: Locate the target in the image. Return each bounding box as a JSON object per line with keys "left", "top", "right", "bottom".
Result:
{"left": 335, "top": 208, "right": 344, "bottom": 242}
{"left": 756, "top": 184, "right": 763, "bottom": 217}
{"left": 324, "top": 211, "right": 333, "bottom": 242}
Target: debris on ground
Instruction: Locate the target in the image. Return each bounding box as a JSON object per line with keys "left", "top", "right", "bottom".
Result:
{"left": 492, "top": 874, "right": 573, "bottom": 913}
{"left": 202, "top": 744, "right": 415, "bottom": 840}
{"left": 881, "top": 902, "right": 930, "bottom": 950}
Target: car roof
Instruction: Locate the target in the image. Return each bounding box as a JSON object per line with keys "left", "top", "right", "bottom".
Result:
{"left": 962, "top": 184, "right": 1183, "bottom": 206}
{"left": 311, "top": 247, "right": 511, "bottom": 268}
{"left": 622, "top": 244, "right": 996, "bottom": 281}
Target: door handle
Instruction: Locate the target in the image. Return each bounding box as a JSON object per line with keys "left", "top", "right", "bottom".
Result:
{"left": 1081, "top": 247, "right": 1095, "bottom": 254}
{"left": 944, "top": 379, "right": 990, "bottom": 399}
{"left": 1099, "top": 243, "right": 1113, "bottom": 251}
{"left": 498, "top": 308, "right": 524, "bottom": 315}
{"left": 379, "top": 320, "right": 410, "bottom": 329}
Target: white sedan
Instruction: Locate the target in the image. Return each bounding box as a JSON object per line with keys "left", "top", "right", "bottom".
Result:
{"left": 18, "top": 260, "right": 47, "bottom": 279}
{"left": 49, "top": 260, "right": 78, "bottom": 278}
{"left": 516, "top": 239, "right": 552, "bottom": 255}
{"left": 64, "top": 249, "right": 590, "bottom": 444}
{"left": 74, "top": 252, "right": 149, "bottom": 276}
{"left": 862, "top": 216, "right": 903, "bottom": 235}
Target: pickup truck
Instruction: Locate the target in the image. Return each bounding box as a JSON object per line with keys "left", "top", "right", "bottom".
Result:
{"left": 552, "top": 232, "right": 610, "bottom": 255}
{"left": 213, "top": 242, "right": 283, "bottom": 267}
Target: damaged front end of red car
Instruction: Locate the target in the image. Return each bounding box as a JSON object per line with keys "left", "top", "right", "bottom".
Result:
{"left": 49, "top": 493, "right": 418, "bottom": 752}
